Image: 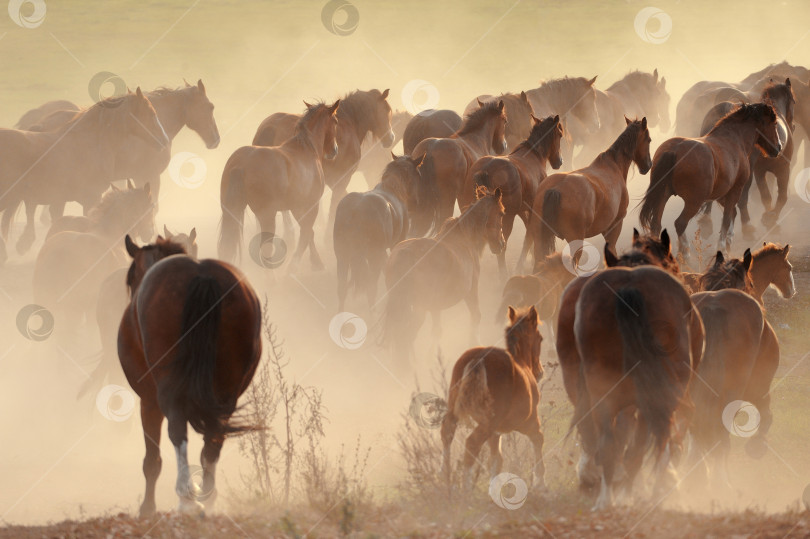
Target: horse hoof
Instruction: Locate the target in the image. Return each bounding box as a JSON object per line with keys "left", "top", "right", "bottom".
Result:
{"left": 138, "top": 503, "right": 157, "bottom": 519}
{"left": 761, "top": 212, "right": 778, "bottom": 228}
{"left": 178, "top": 497, "right": 205, "bottom": 517}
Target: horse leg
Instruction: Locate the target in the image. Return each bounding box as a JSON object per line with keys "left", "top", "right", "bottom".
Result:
{"left": 515, "top": 214, "right": 531, "bottom": 274}
{"left": 602, "top": 219, "right": 623, "bottom": 257}
{"left": 697, "top": 201, "right": 714, "bottom": 239}
{"left": 620, "top": 414, "right": 648, "bottom": 499}
{"left": 487, "top": 434, "right": 504, "bottom": 480}
{"left": 167, "top": 413, "right": 204, "bottom": 515}
{"left": 199, "top": 435, "right": 223, "bottom": 511}
{"left": 366, "top": 249, "right": 386, "bottom": 311}
{"left": 717, "top": 197, "right": 738, "bottom": 254}
{"left": 336, "top": 255, "right": 349, "bottom": 312}
{"left": 753, "top": 162, "right": 773, "bottom": 212}
{"left": 524, "top": 419, "right": 546, "bottom": 491}
{"left": 738, "top": 172, "right": 756, "bottom": 240}
{"left": 464, "top": 290, "right": 481, "bottom": 345}
{"left": 762, "top": 160, "right": 790, "bottom": 228}
{"left": 462, "top": 424, "right": 490, "bottom": 491}
{"left": 498, "top": 215, "right": 515, "bottom": 277}
{"left": 651, "top": 442, "right": 679, "bottom": 502}
{"left": 440, "top": 409, "right": 459, "bottom": 482}
{"left": 592, "top": 405, "right": 617, "bottom": 511}
{"left": 742, "top": 325, "right": 779, "bottom": 459}
{"left": 674, "top": 200, "right": 703, "bottom": 263}
{"left": 281, "top": 211, "right": 296, "bottom": 250}
{"left": 326, "top": 185, "right": 348, "bottom": 243}
{"left": 138, "top": 398, "right": 164, "bottom": 518}
{"left": 16, "top": 201, "right": 37, "bottom": 254}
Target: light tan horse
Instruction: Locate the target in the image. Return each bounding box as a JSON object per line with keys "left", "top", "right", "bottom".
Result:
{"left": 0, "top": 89, "right": 168, "bottom": 254}
{"left": 464, "top": 91, "right": 536, "bottom": 150}
{"left": 218, "top": 101, "right": 340, "bottom": 269}
{"left": 526, "top": 117, "right": 652, "bottom": 271}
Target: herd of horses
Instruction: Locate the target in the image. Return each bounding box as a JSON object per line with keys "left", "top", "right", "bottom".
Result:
{"left": 1, "top": 61, "right": 806, "bottom": 515}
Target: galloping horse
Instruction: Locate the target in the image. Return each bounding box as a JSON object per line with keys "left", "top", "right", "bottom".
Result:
{"left": 334, "top": 153, "right": 428, "bottom": 311}
{"left": 639, "top": 103, "right": 781, "bottom": 258}
{"left": 119, "top": 235, "right": 262, "bottom": 517}
{"left": 464, "top": 92, "right": 535, "bottom": 150}
{"left": 526, "top": 117, "right": 651, "bottom": 271}
{"left": 0, "top": 89, "right": 168, "bottom": 254}
{"left": 218, "top": 101, "right": 340, "bottom": 269}
{"left": 382, "top": 186, "right": 504, "bottom": 367}
{"left": 464, "top": 115, "right": 564, "bottom": 274}
{"left": 253, "top": 89, "right": 395, "bottom": 235}
{"left": 440, "top": 306, "right": 546, "bottom": 491}
{"left": 402, "top": 109, "right": 463, "bottom": 156}
{"left": 410, "top": 100, "right": 508, "bottom": 231}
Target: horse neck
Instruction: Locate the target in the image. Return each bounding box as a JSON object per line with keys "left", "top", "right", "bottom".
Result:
{"left": 595, "top": 143, "right": 634, "bottom": 181}
{"left": 439, "top": 208, "right": 487, "bottom": 255}
{"left": 147, "top": 90, "right": 186, "bottom": 140}
{"left": 376, "top": 174, "right": 407, "bottom": 202}
{"left": 512, "top": 140, "right": 549, "bottom": 171}
{"left": 750, "top": 253, "right": 776, "bottom": 302}
{"left": 457, "top": 116, "right": 500, "bottom": 154}
{"left": 338, "top": 95, "right": 373, "bottom": 142}
{"left": 506, "top": 335, "right": 536, "bottom": 373}
{"left": 707, "top": 119, "right": 760, "bottom": 150}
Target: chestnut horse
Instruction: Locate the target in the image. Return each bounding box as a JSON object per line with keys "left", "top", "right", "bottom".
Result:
{"left": 464, "top": 115, "right": 564, "bottom": 274}
{"left": 119, "top": 235, "right": 262, "bottom": 517}
{"left": 381, "top": 186, "right": 504, "bottom": 367}
{"left": 334, "top": 153, "right": 428, "bottom": 311}
{"left": 440, "top": 306, "right": 546, "bottom": 490}
{"left": 410, "top": 100, "right": 508, "bottom": 231}
{"left": 358, "top": 110, "right": 413, "bottom": 188}
{"left": 218, "top": 101, "right": 340, "bottom": 268}
{"left": 527, "top": 117, "right": 652, "bottom": 271}
{"left": 402, "top": 109, "right": 463, "bottom": 156}
{"left": 253, "top": 89, "right": 394, "bottom": 236}
{"left": 0, "top": 89, "right": 168, "bottom": 254}
{"left": 639, "top": 103, "right": 781, "bottom": 259}
{"left": 574, "top": 264, "right": 703, "bottom": 510}
{"left": 464, "top": 92, "right": 535, "bottom": 150}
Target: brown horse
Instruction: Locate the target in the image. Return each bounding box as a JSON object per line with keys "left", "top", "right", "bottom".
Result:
{"left": 357, "top": 110, "right": 413, "bottom": 188}
{"left": 464, "top": 92, "right": 535, "bottom": 150}
{"left": 119, "top": 235, "right": 261, "bottom": 517}
{"left": 218, "top": 101, "right": 340, "bottom": 269}
{"left": 639, "top": 103, "right": 781, "bottom": 259}
{"left": 574, "top": 264, "right": 703, "bottom": 510}
{"left": 402, "top": 109, "right": 463, "bottom": 156}
{"left": 410, "top": 100, "right": 508, "bottom": 230}
{"left": 382, "top": 186, "right": 505, "bottom": 367}
{"left": 334, "top": 153, "right": 427, "bottom": 311}
{"left": 464, "top": 115, "right": 564, "bottom": 274}
{"left": 440, "top": 306, "right": 546, "bottom": 490}
{"left": 527, "top": 117, "right": 652, "bottom": 271}
{"left": 253, "top": 89, "right": 394, "bottom": 236}
{"left": 0, "top": 88, "right": 168, "bottom": 254}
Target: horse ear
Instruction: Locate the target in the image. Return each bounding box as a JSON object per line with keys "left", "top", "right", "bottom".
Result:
{"left": 641, "top": 117, "right": 647, "bottom": 129}
{"left": 391, "top": 151, "right": 399, "bottom": 161}
{"left": 498, "top": 100, "right": 505, "bottom": 112}
{"left": 183, "top": 78, "right": 191, "bottom": 87}
{"left": 632, "top": 227, "right": 640, "bottom": 242}
{"left": 493, "top": 187, "right": 503, "bottom": 202}
{"left": 520, "top": 90, "right": 528, "bottom": 103}
{"left": 714, "top": 251, "right": 724, "bottom": 267}
{"left": 127, "top": 179, "right": 135, "bottom": 190}
{"left": 303, "top": 100, "right": 313, "bottom": 109}
{"left": 553, "top": 114, "right": 560, "bottom": 124}
{"left": 743, "top": 248, "right": 753, "bottom": 271}
{"left": 412, "top": 152, "right": 426, "bottom": 167}
{"left": 477, "top": 98, "right": 485, "bottom": 108}
{"left": 143, "top": 182, "right": 151, "bottom": 196}
{"left": 785, "top": 78, "right": 791, "bottom": 88}
{"left": 531, "top": 114, "right": 541, "bottom": 124}
{"left": 660, "top": 76, "right": 667, "bottom": 89}
{"left": 527, "top": 305, "right": 539, "bottom": 325}
{"left": 197, "top": 79, "right": 206, "bottom": 93}
{"left": 329, "top": 99, "right": 341, "bottom": 114}
{"left": 125, "top": 235, "right": 139, "bottom": 258}
{"left": 135, "top": 87, "right": 145, "bottom": 99}
{"left": 588, "top": 76, "right": 597, "bottom": 86}
{"left": 110, "top": 183, "right": 120, "bottom": 192}
{"left": 604, "top": 244, "right": 619, "bottom": 267}
{"left": 189, "top": 228, "right": 197, "bottom": 242}
{"left": 653, "top": 68, "right": 658, "bottom": 82}
{"left": 381, "top": 88, "right": 390, "bottom": 99}
{"left": 163, "top": 224, "right": 171, "bottom": 237}
{"left": 625, "top": 115, "right": 631, "bottom": 126}
{"left": 783, "top": 244, "right": 790, "bottom": 256}
{"left": 660, "top": 229, "right": 671, "bottom": 253}
{"left": 508, "top": 305, "right": 517, "bottom": 323}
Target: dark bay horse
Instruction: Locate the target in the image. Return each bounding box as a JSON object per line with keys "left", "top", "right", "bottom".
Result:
{"left": 382, "top": 186, "right": 505, "bottom": 367}
{"left": 218, "top": 101, "right": 340, "bottom": 269}
{"left": 410, "top": 100, "right": 508, "bottom": 230}
{"left": 334, "top": 153, "right": 427, "bottom": 311}
{"left": 440, "top": 306, "right": 546, "bottom": 491}
{"left": 464, "top": 115, "right": 564, "bottom": 274}
{"left": 464, "top": 92, "right": 535, "bottom": 150}
{"left": 253, "top": 89, "right": 395, "bottom": 235}
{"left": 402, "top": 109, "right": 462, "bottom": 156}
{"left": 357, "top": 110, "right": 413, "bottom": 188}
{"left": 119, "top": 235, "right": 262, "bottom": 517}
{"left": 527, "top": 117, "right": 652, "bottom": 271}
{"left": 574, "top": 264, "right": 703, "bottom": 510}
{"left": 639, "top": 103, "right": 781, "bottom": 259}
{"left": 0, "top": 88, "right": 168, "bottom": 254}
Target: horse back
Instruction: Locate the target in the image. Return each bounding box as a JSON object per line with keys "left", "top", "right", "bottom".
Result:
{"left": 253, "top": 112, "right": 299, "bottom": 146}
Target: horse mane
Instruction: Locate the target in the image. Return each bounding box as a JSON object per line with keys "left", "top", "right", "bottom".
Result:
{"left": 538, "top": 76, "right": 591, "bottom": 93}
{"left": 512, "top": 116, "right": 557, "bottom": 157}
{"left": 291, "top": 101, "right": 327, "bottom": 150}
{"left": 607, "top": 120, "right": 642, "bottom": 159}
{"left": 534, "top": 251, "right": 564, "bottom": 273}
{"left": 148, "top": 86, "right": 185, "bottom": 97}
{"left": 436, "top": 187, "right": 503, "bottom": 248}
{"left": 614, "top": 251, "right": 655, "bottom": 267}
{"left": 753, "top": 242, "right": 785, "bottom": 262}
{"left": 633, "top": 234, "right": 680, "bottom": 274}
{"left": 126, "top": 238, "right": 187, "bottom": 295}
{"left": 607, "top": 70, "right": 654, "bottom": 92}
{"left": 58, "top": 94, "right": 141, "bottom": 140}
{"left": 456, "top": 100, "right": 503, "bottom": 136}
{"left": 708, "top": 102, "right": 777, "bottom": 134}
{"left": 87, "top": 185, "right": 149, "bottom": 225}
{"left": 761, "top": 80, "right": 794, "bottom": 106}
{"left": 699, "top": 253, "right": 754, "bottom": 293}
{"left": 378, "top": 157, "right": 415, "bottom": 200}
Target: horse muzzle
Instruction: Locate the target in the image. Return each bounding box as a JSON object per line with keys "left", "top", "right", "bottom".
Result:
{"left": 381, "top": 130, "right": 396, "bottom": 148}
{"left": 552, "top": 156, "right": 564, "bottom": 170}
{"left": 639, "top": 159, "right": 652, "bottom": 175}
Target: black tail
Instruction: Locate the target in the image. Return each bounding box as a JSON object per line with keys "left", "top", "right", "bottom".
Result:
{"left": 639, "top": 151, "right": 675, "bottom": 233}
{"left": 537, "top": 189, "right": 561, "bottom": 259}
{"left": 472, "top": 170, "right": 491, "bottom": 190}
{"left": 169, "top": 275, "right": 249, "bottom": 436}
{"left": 410, "top": 152, "right": 440, "bottom": 237}
{"left": 615, "top": 287, "right": 680, "bottom": 455}
{"left": 690, "top": 306, "right": 727, "bottom": 447}
{"left": 333, "top": 198, "right": 371, "bottom": 303}
{"left": 218, "top": 168, "right": 247, "bottom": 262}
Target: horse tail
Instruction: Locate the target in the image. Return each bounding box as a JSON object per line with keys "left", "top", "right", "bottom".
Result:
{"left": 333, "top": 196, "right": 370, "bottom": 298}
{"left": 690, "top": 306, "right": 727, "bottom": 446}
{"left": 411, "top": 152, "right": 440, "bottom": 237}
{"left": 472, "top": 170, "right": 491, "bottom": 190}
{"left": 218, "top": 167, "right": 247, "bottom": 262}
{"left": 454, "top": 357, "right": 493, "bottom": 420}
{"left": 538, "top": 189, "right": 561, "bottom": 259}
{"left": 615, "top": 287, "right": 680, "bottom": 455}
{"left": 169, "top": 275, "right": 250, "bottom": 437}
{"left": 639, "top": 151, "right": 675, "bottom": 233}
